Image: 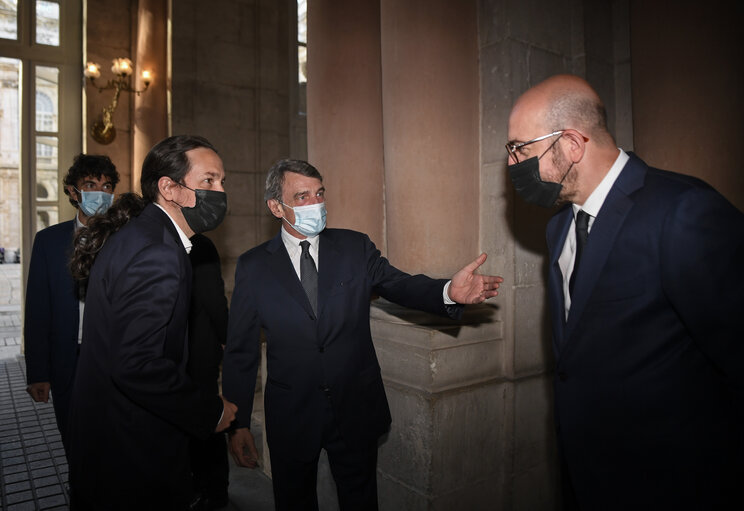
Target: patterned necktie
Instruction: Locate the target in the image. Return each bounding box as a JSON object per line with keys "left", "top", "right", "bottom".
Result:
{"left": 299, "top": 240, "right": 318, "bottom": 314}
{"left": 569, "top": 210, "right": 590, "bottom": 297}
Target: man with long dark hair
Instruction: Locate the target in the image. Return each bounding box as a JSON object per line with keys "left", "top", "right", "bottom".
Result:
{"left": 66, "top": 135, "right": 237, "bottom": 510}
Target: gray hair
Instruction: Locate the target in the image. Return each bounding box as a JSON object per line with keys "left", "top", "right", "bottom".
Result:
{"left": 264, "top": 159, "right": 323, "bottom": 202}
{"left": 545, "top": 91, "right": 612, "bottom": 143}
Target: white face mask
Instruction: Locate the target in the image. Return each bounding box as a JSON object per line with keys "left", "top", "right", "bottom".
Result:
{"left": 281, "top": 201, "right": 327, "bottom": 237}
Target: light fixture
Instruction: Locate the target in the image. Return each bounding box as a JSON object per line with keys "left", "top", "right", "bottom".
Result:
{"left": 84, "top": 58, "right": 152, "bottom": 145}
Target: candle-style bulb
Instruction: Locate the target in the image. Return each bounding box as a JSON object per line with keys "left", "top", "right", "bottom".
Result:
{"left": 84, "top": 62, "right": 101, "bottom": 79}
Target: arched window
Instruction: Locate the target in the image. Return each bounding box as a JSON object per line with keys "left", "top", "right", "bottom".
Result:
{"left": 35, "top": 91, "right": 55, "bottom": 132}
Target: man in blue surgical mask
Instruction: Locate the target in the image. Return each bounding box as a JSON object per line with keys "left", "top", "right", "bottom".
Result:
{"left": 224, "top": 159, "right": 504, "bottom": 511}
{"left": 24, "top": 153, "right": 119, "bottom": 457}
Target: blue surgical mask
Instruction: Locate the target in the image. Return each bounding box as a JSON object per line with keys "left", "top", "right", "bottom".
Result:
{"left": 281, "top": 201, "right": 327, "bottom": 237}
{"left": 76, "top": 189, "right": 114, "bottom": 217}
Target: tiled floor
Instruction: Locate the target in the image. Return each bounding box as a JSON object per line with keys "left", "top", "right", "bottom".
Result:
{"left": 0, "top": 357, "right": 70, "bottom": 510}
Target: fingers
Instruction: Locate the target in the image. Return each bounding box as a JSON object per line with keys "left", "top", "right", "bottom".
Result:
{"left": 469, "top": 275, "right": 504, "bottom": 303}
{"left": 228, "top": 428, "right": 259, "bottom": 468}
{"left": 26, "top": 383, "right": 50, "bottom": 403}
{"left": 228, "top": 437, "right": 248, "bottom": 466}
{"left": 245, "top": 441, "right": 260, "bottom": 469}
{"left": 482, "top": 275, "right": 504, "bottom": 284}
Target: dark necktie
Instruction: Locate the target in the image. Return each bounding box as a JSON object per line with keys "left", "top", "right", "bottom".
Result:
{"left": 569, "top": 210, "right": 590, "bottom": 297}
{"left": 299, "top": 240, "right": 318, "bottom": 314}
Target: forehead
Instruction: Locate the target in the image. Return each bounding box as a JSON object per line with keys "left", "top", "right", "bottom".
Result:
{"left": 281, "top": 172, "right": 323, "bottom": 195}
{"left": 185, "top": 147, "right": 225, "bottom": 178}
{"left": 507, "top": 92, "right": 546, "bottom": 142}
{"left": 77, "top": 175, "right": 111, "bottom": 184}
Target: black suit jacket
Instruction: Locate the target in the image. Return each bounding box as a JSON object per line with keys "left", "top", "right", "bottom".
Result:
{"left": 24, "top": 219, "right": 79, "bottom": 440}
{"left": 67, "top": 204, "right": 223, "bottom": 510}
{"left": 546, "top": 154, "right": 744, "bottom": 509}
{"left": 187, "top": 233, "right": 228, "bottom": 391}
{"left": 223, "top": 228, "right": 461, "bottom": 460}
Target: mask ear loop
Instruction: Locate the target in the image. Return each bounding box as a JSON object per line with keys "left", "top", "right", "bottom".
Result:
{"left": 276, "top": 201, "right": 293, "bottom": 228}
{"left": 71, "top": 186, "right": 84, "bottom": 206}
{"left": 167, "top": 180, "right": 196, "bottom": 210}
{"left": 539, "top": 132, "right": 574, "bottom": 185}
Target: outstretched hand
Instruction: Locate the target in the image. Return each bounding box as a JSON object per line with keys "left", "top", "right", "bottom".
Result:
{"left": 448, "top": 253, "right": 503, "bottom": 304}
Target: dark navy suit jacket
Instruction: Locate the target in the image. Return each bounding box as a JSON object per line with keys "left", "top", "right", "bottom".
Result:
{"left": 223, "top": 228, "right": 460, "bottom": 461}
{"left": 547, "top": 153, "right": 744, "bottom": 509}
{"left": 67, "top": 204, "right": 223, "bottom": 510}
{"left": 24, "top": 219, "right": 79, "bottom": 443}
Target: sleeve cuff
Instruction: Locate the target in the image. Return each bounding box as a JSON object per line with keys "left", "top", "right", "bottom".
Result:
{"left": 443, "top": 280, "right": 456, "bottom": 304}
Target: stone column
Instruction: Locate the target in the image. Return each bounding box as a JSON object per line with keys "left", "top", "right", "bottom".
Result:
{"left": 379, "top": 0, "right": 479, "bottom": 275}
{"left": 132, "top": 0, "right": 169, "bottom": 192}
{"left": 85, "top": 0, "right": 135, "bottom": 189}
{"left": 372, "top": 2, "right": 505, "bottom": 509}
{"left": 307, "top": 0, "right": 386, "bottom": 248}
{"left": 309, "top": 0, "right": 505, "bottom": 509}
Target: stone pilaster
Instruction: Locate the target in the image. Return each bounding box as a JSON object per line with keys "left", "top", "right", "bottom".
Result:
{"left": 371, "top": 300, "right": 506, "bottom": 510}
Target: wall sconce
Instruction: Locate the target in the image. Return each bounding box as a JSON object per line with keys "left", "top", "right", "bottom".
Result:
{"left": 84, "top": 58, "right": 152, "bottom": 145}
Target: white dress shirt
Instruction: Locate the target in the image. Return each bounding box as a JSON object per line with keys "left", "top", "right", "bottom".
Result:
{"left": 154, "top": 203, "right": 193, "bottom": 254}
{"left": 559, "top": 149, "right": 628, "bottom": 318}
{"left": 75, "top": 215, "right": 85, "bottom": 344}
{"left": 281, "top": 226, "right": 319, "bottom": 279}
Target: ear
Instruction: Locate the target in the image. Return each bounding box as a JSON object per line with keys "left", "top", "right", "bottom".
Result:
{"left": 267, "top": 199, "right": 284, "bottom": 219}
{"left": 158, "top": 176, "right": 179, "bottom": 201}
{"left": 562, "top": 129, "right": 589, "bottom": 163}
{"left": 66, "top": 185, "right": 80, "bottom": 203}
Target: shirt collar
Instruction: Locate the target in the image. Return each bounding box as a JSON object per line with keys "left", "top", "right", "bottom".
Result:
{"left": 573, "top": 148, "right": 628, "bottom": 218}
{"left": 154, "top": 203, "right": 193, "bottom": 254}
{"left": 280, "top": 225, "right": 318, "bottom": 253}
{"left": 74, "top": 211, "right": 85, "bottom": 231}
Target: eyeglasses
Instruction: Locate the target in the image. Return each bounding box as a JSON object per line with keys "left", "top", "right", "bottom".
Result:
{"left": 505, "top": 130, "right": 564, "bottom": 164}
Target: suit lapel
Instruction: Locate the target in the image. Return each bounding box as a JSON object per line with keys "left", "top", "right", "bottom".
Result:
{"left": 142, "top": 203, "right": 183, "bottom": 251}
{"left": 265, "top": 232, "right": 316, "bottom": 318}
{"left": 565, "top": 155, "right": 645, "bottom": 337}
{"left": 547, "top": 206, "right": 573, "bottom": 353}
{"left": 316, "top": 230, "right": 348, "bottom": 319}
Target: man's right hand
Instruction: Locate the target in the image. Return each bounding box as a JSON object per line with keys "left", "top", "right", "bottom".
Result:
{"left": 26, "top": 382, "right": 50, "bottom": 403}
{"left": 215, "top": 395, "right": 237, "bottom": 432}
{"left": 229, "top": 427, "right": 259, "bottom": 468}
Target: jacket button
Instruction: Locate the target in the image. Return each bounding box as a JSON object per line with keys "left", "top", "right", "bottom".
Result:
{"left": 319, "top": 346, "right": 325, "bottom": 353}
{"left": 558, "top": 371, "right": 568, "bottom": 381}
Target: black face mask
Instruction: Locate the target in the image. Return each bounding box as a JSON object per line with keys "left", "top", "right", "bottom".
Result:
{"left": 508, "top": 156, "right": 563, "bottom": 208}
{"left": 180, "top": 187, "right": 227, "bottom": 233}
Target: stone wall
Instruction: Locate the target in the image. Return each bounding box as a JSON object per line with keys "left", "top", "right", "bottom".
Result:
{"left": 630, "top": 0, "right": 744, "bottom": 210}
{"left": 478, "top": 1, "right": 630, "bottom": 508}
{"left": 171, "top": 0, "right": 294, "bottom": 295}
{"left": 309, "top": 0, "right": 632, "bottom": 509}
{"left": 85, "top": 0, "right": 136, "bottom": 191}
